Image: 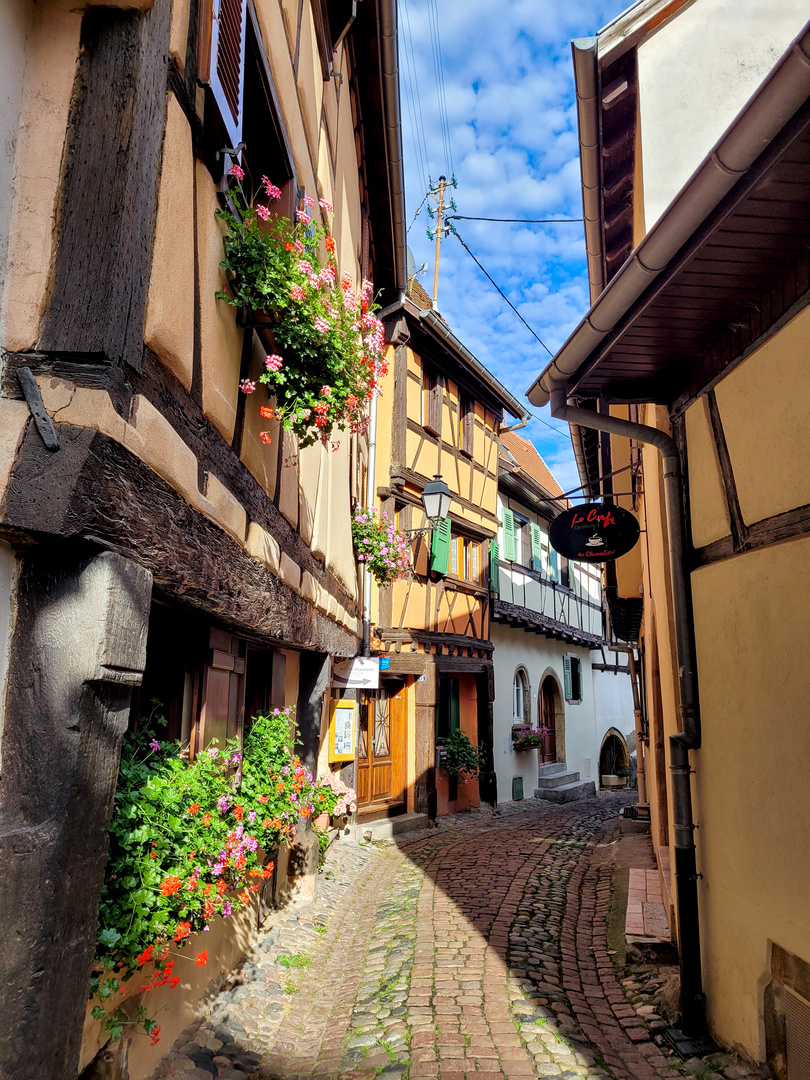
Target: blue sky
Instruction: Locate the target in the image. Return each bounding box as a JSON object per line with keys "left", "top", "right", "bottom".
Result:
{"left": 398, "top": 0, "right": 633, "bottom": 495}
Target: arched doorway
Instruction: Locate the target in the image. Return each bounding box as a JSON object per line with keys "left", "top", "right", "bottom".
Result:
{"left": 539, "top": 676, "right": 563, "bottom": 764}
{"left": 599, "top": 729, "right": 629, "bottom": 787}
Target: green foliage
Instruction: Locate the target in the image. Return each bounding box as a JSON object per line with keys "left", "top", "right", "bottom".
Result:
{"left": 443, "top": 729, "right": 482, "bottom": 781}
{"left": 511, "top": 726, "right": 549, "bottom": 751}
{"left": 215, "top": 178, "right": 387, "bottom": 448}
{"left": 278, "top": 953, "right": 311, "bottom": 970}
{"left": 351, "top": 507, "right": 410, "bottom": 586}
{"left": 90, "top": 704, "right": 338, "bottom": 1045}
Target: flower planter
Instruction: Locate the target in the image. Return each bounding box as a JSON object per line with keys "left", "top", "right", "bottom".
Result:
{"left": 313, "top": 811, "right": 330, "bottom": 830}
{"left": 601, "top": 774, "right": 625, "bottom": 788}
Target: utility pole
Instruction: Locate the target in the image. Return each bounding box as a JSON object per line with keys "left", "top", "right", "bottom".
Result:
{"left": 426, "top": 175, "right": 457, "bottom": 310}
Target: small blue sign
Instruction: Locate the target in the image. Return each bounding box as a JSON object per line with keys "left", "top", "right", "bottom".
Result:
{"left": 379, "top": 657, "right": 391, "bottom": 671}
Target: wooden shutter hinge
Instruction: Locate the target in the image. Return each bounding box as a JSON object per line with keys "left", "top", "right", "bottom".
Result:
{"left": 17, "top": 367, "right": 59, "bottom": 451}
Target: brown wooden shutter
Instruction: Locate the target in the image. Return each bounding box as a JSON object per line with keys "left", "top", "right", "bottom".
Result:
{"left": 429, "top": 374, "right": 442, "bottom": 434}
{"left": 197, "top": 628, "right": 246, "bottom": 753}
{"left": 205, "top": 0, "right": 247, "bottom": 150}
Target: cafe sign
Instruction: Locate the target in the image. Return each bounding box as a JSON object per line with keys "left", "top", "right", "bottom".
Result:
{"left": 549, "top": 502, "right": 640, "bottom": 563}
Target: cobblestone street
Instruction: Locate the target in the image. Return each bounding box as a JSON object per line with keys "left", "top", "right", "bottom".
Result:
{"left": 153, "top": 795, "right": 751, "bottom": 1080}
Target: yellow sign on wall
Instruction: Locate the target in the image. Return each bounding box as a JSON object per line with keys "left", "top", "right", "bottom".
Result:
{"left": 328, "top": 700, "right": 358, "bottom": 762}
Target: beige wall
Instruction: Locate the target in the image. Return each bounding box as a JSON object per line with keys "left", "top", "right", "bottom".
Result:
{"left": 630, "top": 304, "right": 810, "bottom": 1059}
{"left": 691, "top": 537, "right": 810, "bottom": 1058}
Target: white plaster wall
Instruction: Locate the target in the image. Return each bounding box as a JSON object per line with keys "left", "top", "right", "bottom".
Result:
{"left": 0, "top": 0, "right": 32, "bottom": 342}
{"left": 0, "top": 540, "right": 19, "bottom": 766}
{"left": 592, "top": 658, "right": 636, "bottom": 776}
{"left": 491, "top": 623, "right": 599, "bottom": 804}
{"left": 637, "top": 0, "right": 808, "bottom": 229}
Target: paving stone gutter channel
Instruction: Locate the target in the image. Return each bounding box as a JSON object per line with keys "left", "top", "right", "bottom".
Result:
{"left": 150, "top": 796, "right": 764, "bottom": 1080}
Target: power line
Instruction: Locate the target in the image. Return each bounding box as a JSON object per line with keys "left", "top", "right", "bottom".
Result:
{"left": 448, "top": 215, "right": 583, "bottom": 224}
{"left": 452, "top": 230, "right": 554, "bottom": 357}
{"left": 407, "top": 191, "right": 429, "bottom": 235}
{"left": 400, "top": 0, "right": 431, "bottom": 191}
{"left": 425, "top": 0, "right": 454, "bottom": 177}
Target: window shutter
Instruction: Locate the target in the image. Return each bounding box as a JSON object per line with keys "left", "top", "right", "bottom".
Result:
{"left": 198, "top": 629, "right": 246, "bottom": 753}
{"left": 208, "top": 0, "right": 247, "bottom": 150}
{"left": 502, "top": 508, "right": 516, "bottom": 562}
{"left": 431, "top": 517, "right": 451, "bottom": 575}
{"left": 430, "top": 375, "right": 442, "bottom": 433}
{"left": 489, "top": 539, "right": 500, "bottom": 593}
{"left": 549, "top": 547, "right": 559, "bottom": 582}
{"left": 563, "top": 655, "right": 573, "bottom": 701}
{"left": 530, "top": 522, "right": 542, "bottom": 572}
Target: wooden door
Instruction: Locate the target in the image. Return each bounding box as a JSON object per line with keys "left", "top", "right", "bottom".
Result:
{"left": 357, "top": 682, "right": 407, "bottom": 815}
{"left": 540, "top": 679, "right": 557, "bottom": 764}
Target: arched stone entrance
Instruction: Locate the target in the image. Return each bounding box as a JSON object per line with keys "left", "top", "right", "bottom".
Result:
{"left": 599, "top": 728, "right": 630, "bottom": 788}
{"left": 538, "top": 671, "right": 565, "bottom": 764}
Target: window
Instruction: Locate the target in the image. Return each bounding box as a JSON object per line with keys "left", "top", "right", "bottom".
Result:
{"left": 564, "top": 654, "right": 582, "bottom": 703}
{"left": 510, "top": 511, "right": 530, "bottom": 566}
{"left": 436, "top": 675, "right": 460, "bottom": 742}
{"left": 200, "top": 2, "right": 295, "bottom": 209}
{"left": 422, "top": 365, "right": 442, "bottom": 434}
{"left": 560, "top": 556, "right": 570, "bottom": 589}
{"left": 460, "top": 396, "right": 474, "bottom": 455}
{"left": 446, "top": 533, "right": 482, "bottom": 584}
{"left": 512, "top": 668, "right": 530, "bottom": 725}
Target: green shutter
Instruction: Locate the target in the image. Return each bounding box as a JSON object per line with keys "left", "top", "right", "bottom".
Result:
{"left": 563, "top": 656, "right": 573, "bottom": 701}
{"left": 431, "top": 517, "right": 451, "bottom": 575}
{"left": 489, "top": 539, "right": 500, "bottom": 593}
{"left": 530, "top": 522, "right": 542, "bottom": 572}
{"left": 449, "top": 678, "right": 460, "bottom": 734}
{"left": 549, "top": 548, "right": 559, "bottom": 582}
{"left": 502, "top": 508, "right": 516, "bottom": 561}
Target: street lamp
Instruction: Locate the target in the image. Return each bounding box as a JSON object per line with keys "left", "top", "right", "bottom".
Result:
{"left": 403, "top": 475, "right": 452, "bottom": 538}
{"left": 420, "top": 475, "right": 452, "bottom": 523}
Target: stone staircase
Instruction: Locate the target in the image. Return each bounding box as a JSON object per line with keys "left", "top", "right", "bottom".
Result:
{"left": 534, "top": 762, "right": 596, "bottom": 803}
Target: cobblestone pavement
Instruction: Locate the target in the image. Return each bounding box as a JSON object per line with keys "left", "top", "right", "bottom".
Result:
{"left": 153, "top": 794, "right": 757, "bottom": 1080}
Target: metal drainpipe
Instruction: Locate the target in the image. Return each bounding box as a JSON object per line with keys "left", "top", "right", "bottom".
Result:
{"left": 550, "top": 389, "right": 705, "bottom": 1036}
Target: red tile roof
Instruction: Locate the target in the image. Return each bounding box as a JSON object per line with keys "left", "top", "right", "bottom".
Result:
{"left": 500, "top": 430, "right": 565, "bottom": 499}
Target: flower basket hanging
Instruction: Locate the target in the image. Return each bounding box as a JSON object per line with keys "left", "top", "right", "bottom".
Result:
{"left": 215, "top": 165, "right": 388, "bottom": 449}
{"left": 351, "top": 507, "right": 411, "bottom": 585}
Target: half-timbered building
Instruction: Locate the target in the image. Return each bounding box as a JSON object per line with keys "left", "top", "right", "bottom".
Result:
{"left": 0, "top": 0, "right": 404, "bottom": 1073}
{"left": 527, "top": 2, "right": 810, "bottom": 1062}
{"left": 364, "top": 280, "right": 527, "bottom": 822}
{"left": 492, "top": 431, "right": 635, "bottom": 805}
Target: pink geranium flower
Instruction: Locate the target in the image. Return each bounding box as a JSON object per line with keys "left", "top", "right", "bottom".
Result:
{"left": 230, "top": 163, "right": 245, "bottom": 181}
{"left": 255, "top": 204, "right": 270, "bottom": 221}
{"left": 265, "top": 354, "right": 283, "bottom": 372}
{"left": 261, "top": 175, "right": 282, "bottom": 199}
{"left": 319, "top": 198, "right": 333, "bottom": 213}
{"left": 239, "top": 379, "right": 256, "bottom": 394}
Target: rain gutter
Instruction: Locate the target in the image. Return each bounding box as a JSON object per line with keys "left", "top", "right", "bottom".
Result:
{"left": 567, "top": 38, "right": 602, "bottom": 496}
{"left": 528, "top": 21, "right": 810, "bottom": 408}
{"left": 550, "top": 389, "right": 703, "bottom": 1034}
{"left": 379, "top": 0, "right": 408, "bottom": 300}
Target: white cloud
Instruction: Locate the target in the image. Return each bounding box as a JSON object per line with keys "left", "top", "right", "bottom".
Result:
{"left": 399, "top": 0, "right": 631, "bottom": 487}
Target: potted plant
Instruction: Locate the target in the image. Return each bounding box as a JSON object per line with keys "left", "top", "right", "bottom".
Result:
{"left": 511, "top": 726, "right": 549, "bottom": 751}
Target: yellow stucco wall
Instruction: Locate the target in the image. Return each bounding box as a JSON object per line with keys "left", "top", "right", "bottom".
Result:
{"left": 684, "top": 396, "right": 730, "bottom": 549}
{"left": 691, "top": 535, "right": 810, "bottom": 1058}
{"left": 715, "top": 304, "right": 810, "bottom": 524}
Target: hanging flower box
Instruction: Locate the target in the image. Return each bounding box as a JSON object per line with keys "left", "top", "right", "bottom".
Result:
{"left": 216, "top": 166, "right": 387, "bottom": 449}
{"left": 352, "top": 507, "right": 411, "bottom": 586}
{"left": 511, "top": 726, "right": 548, "bottom": 751}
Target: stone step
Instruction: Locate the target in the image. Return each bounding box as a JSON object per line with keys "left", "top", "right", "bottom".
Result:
{"left": 537, "top": 762, "right": 568, "bottom": 777}
{"left": 535, "top": 769, "right": 581, "bottom": 789}
{"left": 534, "top": 780, "right": 596, "bottom": 804}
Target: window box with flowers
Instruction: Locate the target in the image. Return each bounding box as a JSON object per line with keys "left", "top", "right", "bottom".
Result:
{"left": 511, "top": 726, "right": 549, "bottom": 752}
{"left": 216, "top": 166, "right": 388, "bottom": 449}
{"left": 89, "top": 706, "right": 342, "bottom": 1046}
